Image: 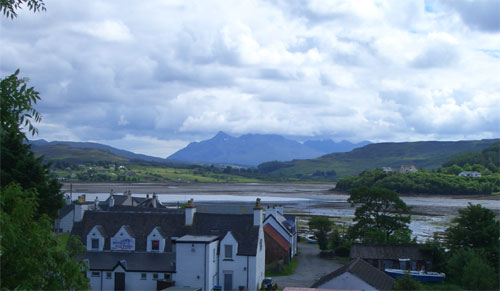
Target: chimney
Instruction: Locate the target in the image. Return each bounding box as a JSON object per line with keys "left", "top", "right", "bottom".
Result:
{"left": 109, "top": 195, "right": 115, "bottom": 207}
{"left": 185, "top": 198, "right": 196, "bottom": 226}
{"left": 65, "top": 194, "right": 71, "bottom": 205}
{"left": 253, "top": 198, "right": 263, "bottom": 227}
{"left": 94, "top": 197, "right": 99, "bottom": 209}
{"left": 152, "top": 193, "right": 157, "bottom": 208}
{"left": 78, "top": 194, "right": 86, "bottom": 204}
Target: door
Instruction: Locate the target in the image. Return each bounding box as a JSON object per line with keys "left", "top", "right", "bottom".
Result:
{"left": 114, "top": 272, "right": 125, "bottom": 291}
{"left": 224, "top": 273, "right": 233, "bottom": 291}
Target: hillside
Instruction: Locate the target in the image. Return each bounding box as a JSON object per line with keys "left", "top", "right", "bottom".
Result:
{"left": 32, "top": 144, "right": 129, "bottom": 164}
{"left": 30, "top": 140, "right": 167, "bottom": 163}
{"left": 260, "top": 139, "right": 500, "bottom": 179}
{"left": 167, "top": 131, "right": 325, "bottom": 166}
{"left": 303, "top": 139, "right": 371, "bottom": 154}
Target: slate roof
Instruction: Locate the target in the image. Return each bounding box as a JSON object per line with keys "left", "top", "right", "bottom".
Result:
{"left": 264, "top": 224, "right": 290, "bottom": 251}
{"left": 84, "top": 251, "right": 175, "bottom": 272}
{"left": 58, "top": 204, "right": 74, "bottom": 218}
{"left": 72, "top": 210, "right": 260, "bottom": 256}
{"left": 137, "top": 197, "right": 167, "bottom": 208}
{"left": 351, "top": 243, "right": 430, "bottom": 261}
{"left": 264, "top": 214, "right": 292, "bottom": 236}
{"left": 311, "top": 258, "right": 395, "bottom": 290}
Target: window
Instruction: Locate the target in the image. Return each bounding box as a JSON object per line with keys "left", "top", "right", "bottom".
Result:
{"left": 164, "top": 273, "right": 171, "bottom": 281}
{"left": 91, "top": 272, "right": 100, "bottom": 277}
{"left": 91, "top": 238, "right": 99, "bottom": 250}
{"left": 259, "top": 239, "right": 263, "bottom": 251}
{"left": 153, "top": 273, "right": 159, "bottom": 280}
{"left": 152, "top": 240, "right": 160, "bottom": 251}
{"left": 106, "top": 272, "right": 112, "bottom": 279}
{"left": 141, "top": 273, "right": 147, "bottom": 280}
{"left": 224, "top": 244, "right": 233, "bottom": 259}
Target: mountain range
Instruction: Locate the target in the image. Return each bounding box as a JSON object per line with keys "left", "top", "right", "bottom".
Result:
{"left": 166, "top": 131, "right": 369, "bottom": 166}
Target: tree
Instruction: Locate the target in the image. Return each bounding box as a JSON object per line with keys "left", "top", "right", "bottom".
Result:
{"left": 308, "top": 216, "right": 332, "bottom": 250}
{"left": 0, "top": 0, "right": 45, "bottom": 18}
{"left": 0, "top": 184, "right": 90, "bottom": 289}
{"left": 445, "top": 203, "right": 499, "bottom": 270}
{"left": 393, "top": 273, "right": 423, "bottom": 291}
{"left": 347, "top": 187, "right": 411, "bottom": 243}
{"left": 1, "top": 71, "right": 63, "bottom": 219}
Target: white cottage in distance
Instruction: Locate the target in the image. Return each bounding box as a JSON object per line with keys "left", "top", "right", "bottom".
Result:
{"left": 72, "top": 198, "right": 266, "bottom": 291}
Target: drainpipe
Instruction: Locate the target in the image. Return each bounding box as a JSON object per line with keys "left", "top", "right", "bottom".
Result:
{"left": 204, "top": 244, "right": 207, "bottom": 291}
{"left": 100, "top": 271, "right": 103, "bottom": 291}
{"left": 246, "top": 256, "right": 249, "bottom": 289}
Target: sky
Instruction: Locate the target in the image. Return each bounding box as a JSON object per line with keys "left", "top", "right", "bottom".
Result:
{"left": 1, "top": 0, "right": 499, "bottom": 158}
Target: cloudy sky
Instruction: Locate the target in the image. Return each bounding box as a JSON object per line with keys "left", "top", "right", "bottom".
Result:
{"left": 1, "top": 0, "right": 499, "bottom": 158}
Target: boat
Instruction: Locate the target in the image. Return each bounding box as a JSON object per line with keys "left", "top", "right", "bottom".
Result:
{"left": 305, "top": 234, "right": 317, "bottom": 244}
{"left": 384, "top": 268, "right": 446, "bottom": 283}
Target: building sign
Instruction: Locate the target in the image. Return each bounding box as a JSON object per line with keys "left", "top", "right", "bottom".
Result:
{"left": 111, "top": 238, "right": 135, "bottom": 251}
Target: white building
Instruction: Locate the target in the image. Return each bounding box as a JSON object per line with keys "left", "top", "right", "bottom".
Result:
{"left": 72, "top": 198, "right": 266, "bottom": 290}
{"left": 458, "top": 171, "right": 482, "bottom": 177}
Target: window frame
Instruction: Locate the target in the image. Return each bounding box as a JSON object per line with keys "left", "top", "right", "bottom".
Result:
{"left": 141, "top": 273, "right": 147, "bottom": 280}
{"left": 106, "top": 272, "right": 112, "bottom": 279}
{"left": 153, "top": 273, "right": 159, "bottom": 280}
{"left": 224, "top": 244, "right": 233, "bottom": 260}
{"left": 91, "top": 238, "right": 99, "bottom": 250}
{"left": 91, "top": 271, "right": 100, "bottom": 277}
{"left": 151, "top": 239, "right": 160, "bottom": 251}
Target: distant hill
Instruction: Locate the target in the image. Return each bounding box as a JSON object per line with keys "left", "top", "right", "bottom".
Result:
{"left": 31, "top": 144, "right": 130, "bottom": 164}
{"left": 167, "top": 131, "right": 325, "bottom": 166}
{"left": 303, "top": 139, "right": 371, "bottom": 154}
{"left": 258, "top": 139, "right": 500, "bottom": 179}
{"left": 30, "top": 140, "right": 167, "bottom": 163}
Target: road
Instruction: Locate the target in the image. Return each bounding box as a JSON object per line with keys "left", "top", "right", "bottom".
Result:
{"left": 272, "top": 242, "right": 344, "bottom": 288}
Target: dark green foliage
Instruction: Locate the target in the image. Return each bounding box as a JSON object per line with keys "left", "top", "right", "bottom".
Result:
{"left": 1, "top": 69, "right": 41, "bottom": 138}
{"left": 419, "top": 235, "right": 446, "bottom": 273}
{"left": 347, "top": 187, "right": 411, "bottom": 243}
{"left": 0, "top": 184, "right": 90, "bottom": 289}
{"left": 337, "top": 169, "right": 500, "bottom": 195}
{"left": 393, "top": 273, "right": 423, "bottom": 291}
{"left": 308, "top": 216, "right": 333, "bottom": 250}
{"left": 442, "top": 142, "right": 500, "bottom": 172}
{"left": 334, "top": 241, "right": 351, "bottom": 257}
{"left": 1, "top": 72, "right": 63, "bottom": 219}
{"left": 0, "top": 0, "right": 46, "bottom": 18}
{"left": 461, "top": 256, "right": 497, "bottom": 290}
{"left": 445, "top": 204, "right": 499, "bottom": 271}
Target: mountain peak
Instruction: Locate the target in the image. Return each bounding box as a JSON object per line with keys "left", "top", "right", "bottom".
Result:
{"left": 213, "top": 131, "right": 232, "bottom": 139}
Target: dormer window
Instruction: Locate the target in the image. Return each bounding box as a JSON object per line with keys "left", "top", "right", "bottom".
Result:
{"left": 87, "top": 225, "right": 106, "bottom": 251}
{"left": 92, "top": 238, "right": 99, "bottom": 250}
{"left": 147, "top": 227, "right": 165, "bottom": 252}
{"left": 111, "top": 225, "right": 135, "bottom": 251}
{"left": 152, "top": 240, "right": 160, "bottom": 251}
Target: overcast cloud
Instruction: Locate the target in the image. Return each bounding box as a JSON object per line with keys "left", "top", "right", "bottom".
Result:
{"left": 1, "top": 0, "right": 499, "bottom": 157}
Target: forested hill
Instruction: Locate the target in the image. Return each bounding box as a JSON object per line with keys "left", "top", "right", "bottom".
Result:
{"left": 257, "top": 139, "right": 499, "bottom": 179}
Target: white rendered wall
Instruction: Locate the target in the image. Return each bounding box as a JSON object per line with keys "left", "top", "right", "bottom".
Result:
{"left": 146, "top": 228, "right": 166, "bottom": 252}
{"left": 218, "top": 232, "right": 252, "bottom": 291}
{"left": 248, "top": 227, "right": 265, "bottom": 290}
{"left": 59, "top": 212, "right": 74, "bottom": 233}
{"left": 87, "top": 267, "right": 171, "bottom": 291}
{"left": 176, "top": 241, "right": 215, "bottom": 290}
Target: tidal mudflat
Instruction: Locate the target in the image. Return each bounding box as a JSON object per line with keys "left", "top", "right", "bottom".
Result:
{"left": 64, "top": 183, "right": 500, "bottom": 242}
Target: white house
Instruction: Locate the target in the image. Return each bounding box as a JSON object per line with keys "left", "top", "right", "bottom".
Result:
{"left": 458, "top": 171, "right": 482, "bottom": 177}
{"left": 264, "top": 205, "right": 297, "bottom": 258}
{"left": 72, "top": 198, "right": 266, "bottom": 291}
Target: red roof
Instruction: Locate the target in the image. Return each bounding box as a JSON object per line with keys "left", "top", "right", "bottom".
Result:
{"left": 264, "top": 224, "right": 291, "bottom": 251}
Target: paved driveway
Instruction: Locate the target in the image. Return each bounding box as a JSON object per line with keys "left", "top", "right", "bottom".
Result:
{"left": 272, "top": 242, "right": 344, "bottom": 288}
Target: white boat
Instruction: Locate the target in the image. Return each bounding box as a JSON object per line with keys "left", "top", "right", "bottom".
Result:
{"left": 384, "top": 268, "right": 446, "bottom": 283}
{"left": 305, "top": 234, "right": 317, "bottom": 244}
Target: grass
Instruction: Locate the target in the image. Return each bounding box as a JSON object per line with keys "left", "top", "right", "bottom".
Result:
{"left": 265, "top": 258, "right": 299, "bottom": 277}
{"left": 55, "top": 233, "right": 70, "bottom": 251}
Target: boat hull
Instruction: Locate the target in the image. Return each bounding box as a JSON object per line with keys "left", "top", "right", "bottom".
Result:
{"left": 384, "top": 269, "right": 445, "bottom": 283}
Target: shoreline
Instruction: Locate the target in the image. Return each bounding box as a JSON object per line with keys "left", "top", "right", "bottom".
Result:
{"left": 63, "top": 182, "right": 499, "bottom": 201}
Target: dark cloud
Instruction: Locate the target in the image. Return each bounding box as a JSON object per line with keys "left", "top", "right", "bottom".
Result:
{"left": 440, "top": 0, "right": 500, "bottom": 32}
